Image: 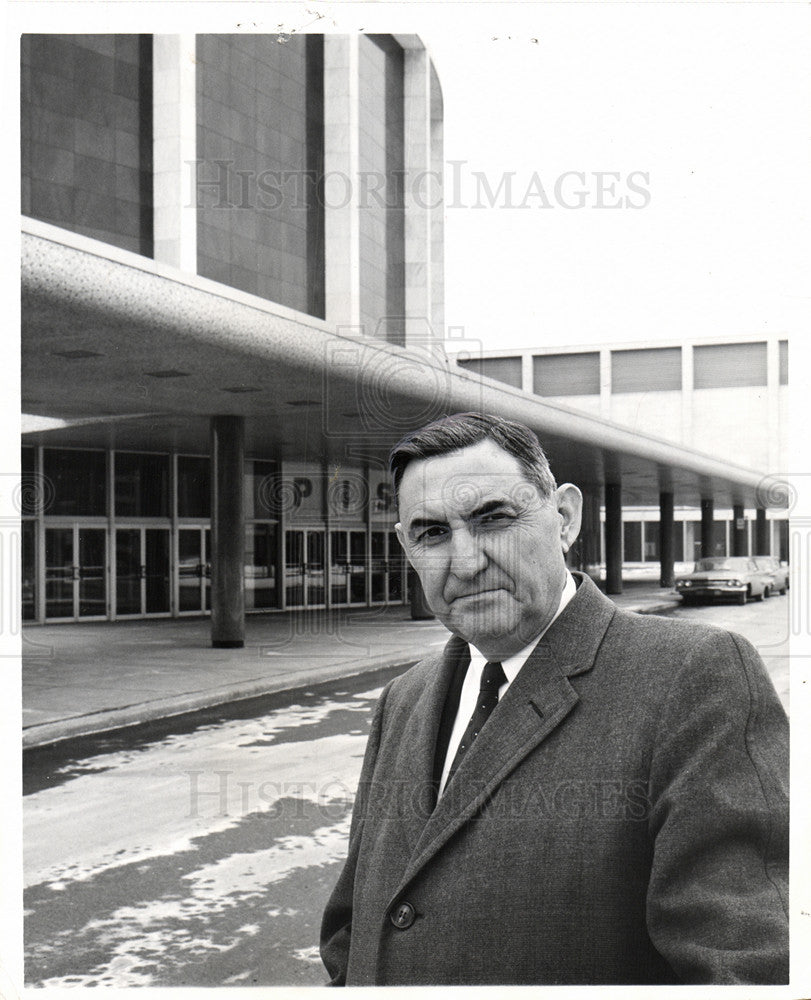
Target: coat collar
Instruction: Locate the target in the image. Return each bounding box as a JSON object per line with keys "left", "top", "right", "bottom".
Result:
{"left": 388, "top": 572, "right": 617, "bottom": 908}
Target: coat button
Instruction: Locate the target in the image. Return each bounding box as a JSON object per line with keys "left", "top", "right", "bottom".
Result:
{"left": 390, "top": 901, "right": 416, "bottom": 929}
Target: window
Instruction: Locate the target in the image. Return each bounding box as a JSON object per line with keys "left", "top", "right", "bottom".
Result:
{"left": 456, "top": 356, "right": 522, "bottom": 389}
{"left": 611, "top": 348, "right": 681, "bottom": 393}
{"left": 693, "top": 342, "right": 767, "bottom": 389}
{"left": 178, "top": 456, "right": 210, "bottom": 518}
{"left": 533, "top": 353, "right": 600, "bottom": 396}
{"left": 43, "top": 449, "right": 106, "bottom": 516}
{"left": 115, "top": 452, "right": 169, "bottom": 517}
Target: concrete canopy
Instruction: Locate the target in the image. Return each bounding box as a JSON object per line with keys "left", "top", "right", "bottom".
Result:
{"left": 22, "top": 220, "right": 783, "bottom": 512}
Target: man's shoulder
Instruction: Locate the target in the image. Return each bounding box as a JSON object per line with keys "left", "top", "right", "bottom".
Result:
{"left": 568, "top": 573, "right": 753, "bottom": 669}
{"left": 602, "top": 603, "right": 767, "bottom": 697}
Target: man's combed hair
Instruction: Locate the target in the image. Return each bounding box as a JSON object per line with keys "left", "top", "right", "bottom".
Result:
{"left": 388, "top": 412, "right": 557, "bottom": 507}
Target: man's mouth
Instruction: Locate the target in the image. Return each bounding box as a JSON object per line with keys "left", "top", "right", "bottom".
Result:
{"left": 451, "top": 588, "right": 503, "bottom": 603}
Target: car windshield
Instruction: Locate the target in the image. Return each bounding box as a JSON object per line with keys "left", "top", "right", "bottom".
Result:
{"left": 693, "top": 558, "right": 743, "bottom": 572}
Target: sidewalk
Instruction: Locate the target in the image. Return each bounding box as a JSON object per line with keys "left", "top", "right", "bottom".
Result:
{"left": 22, "top": 581, "right": 679, "bottom": 749}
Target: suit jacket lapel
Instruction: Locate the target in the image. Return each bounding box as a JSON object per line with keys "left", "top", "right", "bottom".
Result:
{"left": 388, "top": 573, "right": 617, "bottom": 906}
{"left": 387, "top": 634, "right": 469, "bottom": 858}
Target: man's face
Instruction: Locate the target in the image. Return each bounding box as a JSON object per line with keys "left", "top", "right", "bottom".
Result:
{"left": 395, "top": 439, "right": 582, "bottom": 659}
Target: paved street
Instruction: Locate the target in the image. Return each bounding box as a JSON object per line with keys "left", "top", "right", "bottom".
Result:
{"left": 23, "top": 597, "right": 790, "bottom": 987}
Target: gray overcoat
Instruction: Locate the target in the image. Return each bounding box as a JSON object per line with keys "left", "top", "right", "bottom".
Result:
{"left": 320, "top": 573, "right": 789, "bottom": 985}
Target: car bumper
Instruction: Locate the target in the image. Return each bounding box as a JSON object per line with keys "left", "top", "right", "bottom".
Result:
{"left": 676, "top": 583, "right": 747, "bottom": 599}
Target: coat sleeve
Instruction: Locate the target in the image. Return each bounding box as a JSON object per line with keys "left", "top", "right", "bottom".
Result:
{"left": 319, "top": 679, "right": 392, "bottom": 986}
{"left": 645, "top": 628, "right": 789, "bottom": 983}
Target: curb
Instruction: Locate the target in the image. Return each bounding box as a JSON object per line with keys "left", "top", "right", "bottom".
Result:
{"left": 22, "top": 653, "right": 420, "bottom": 750}
{"left": 22, "top": 598, "right": 681, "bottom": 750}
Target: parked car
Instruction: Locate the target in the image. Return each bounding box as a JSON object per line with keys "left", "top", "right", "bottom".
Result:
{"left": 751, "top": 556, "right": 790, "bottom": 596}
{"left": 675, "top": 557, "right": 772, "bottom": 605}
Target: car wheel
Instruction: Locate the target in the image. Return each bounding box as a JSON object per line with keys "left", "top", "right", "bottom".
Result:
{"left": 780, "top": 585, "right": 788, "bottom": 595}
{"left": 737, "top": 591, "right": 747, "bottom": 606}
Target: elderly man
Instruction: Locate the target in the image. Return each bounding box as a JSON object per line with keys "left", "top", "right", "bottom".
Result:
{"left": 320, "top": 412, "right": 789, "bottom": 986}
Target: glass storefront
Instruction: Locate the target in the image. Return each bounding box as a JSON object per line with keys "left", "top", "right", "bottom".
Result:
{"left": 23, "top": 446, "right": 405, "bottom": 623}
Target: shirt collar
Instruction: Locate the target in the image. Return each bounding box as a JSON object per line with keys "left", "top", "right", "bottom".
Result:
{"left": 468, "top": 570, "right": 578, "bottom": 683}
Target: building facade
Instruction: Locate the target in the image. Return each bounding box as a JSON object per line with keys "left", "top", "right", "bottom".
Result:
{"left": 21, "top": 32, "right": 443, "bottom": 625}
{"left": 452, "top": 335, "right": 789, "bottom": 565}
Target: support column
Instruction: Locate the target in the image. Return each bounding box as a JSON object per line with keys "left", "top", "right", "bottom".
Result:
{"left": 755, "top": 508, "right": 769, "bottom": 555}
{"left": 732, "top": 504, "right": 747, "bottom": 556}
{"left": 210, "top": 416, "right": 245, "bottom": 648}
{"left": 402, "top": 42, "right": 433, "bottom": 350}
{"left": 700, "top": 498, "right": 715, "bottom": 558}
{"left": 659, "top": 492, "right": 675, "bottom": 588}
{"left": 153, "top": 35, "right": 197, "bottom": 271}
{"left": 323, "top": 35, "right": 361, "bottom": 331}
{"left": 394, "top": 36, "right": 444, "bottom": 351}
{"left": 605, "top": 483, "right": 622, "bottom": 595}
{"left": 577, "top": 490, "right": 601, "bottom": 574}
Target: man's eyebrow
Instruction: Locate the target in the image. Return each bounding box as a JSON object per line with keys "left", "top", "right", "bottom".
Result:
{"left": 468, "top": 498, "right": 517, "bottom": 519}
{"left": 406, "top": 499, "right": 516, "bottom": 536}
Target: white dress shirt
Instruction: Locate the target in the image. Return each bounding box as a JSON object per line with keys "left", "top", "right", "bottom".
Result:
{"left": 438, "top": 572, "right": 577, "bottom": 796}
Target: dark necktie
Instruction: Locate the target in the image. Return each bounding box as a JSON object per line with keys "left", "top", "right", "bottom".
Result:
{"left": 444, "top": 660, "right": 507, "bottom": 788}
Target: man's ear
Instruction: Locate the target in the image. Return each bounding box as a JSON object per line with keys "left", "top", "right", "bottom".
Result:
{"left": 555, "top": 484, "right": 583, "bottom": 554}
{"left": 394, "top": 522, "right": 406, "bottom": 552}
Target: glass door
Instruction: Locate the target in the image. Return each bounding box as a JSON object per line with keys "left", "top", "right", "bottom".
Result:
{"left": 45, "top": 525, "right": 108, "bottom": 620}
{"left": 330, "top": 530, "right": 368, "bottom": 607}
{"left": 306, "top": 529, "right": 325, "bottom": 606}
{"left": 349, "top": 530, "right": 367, "bottom": 604}
{"left": 145, "top": 529, "right": 171, "bottom": 613}
{"left": 371, "top": 531, "right": 387, "bottom": 603}
{"left": 178, "top": 527, "right": 211, "bottom": 613}
{"left": 330, "top": 531, "right": 349, "bottom": 605}
{"left": 245, "top": 523, "right": 278, "bottom": 610}
{"left": 45, "top": 527, "right": 74, "bottom": 619}
{"left": 22, "top": 521, "right": 36, "bottom": 621}
{"left": 285, "top": 529, "right": 326, "bottom": 608}
{"left": 388, "top": 530, "right": 405, "bottom": 602}
{"left": 116, "top": 528, "right": 142, "bottom": 615}
{"left": 116, "top": 528, "right": 171, "bottom": 616}
{"left": 370, "top": 530, "right": 406, "bottom": 604}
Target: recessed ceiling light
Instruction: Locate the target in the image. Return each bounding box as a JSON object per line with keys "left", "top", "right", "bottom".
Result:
{"left": 286, "top": 399, "right": 320, "bottom": 407}
{"left": 221, "top": 386, "right": 261, "bottom": 394}
{"left": 144, "top": 369, "right": 191, "bottom": 379}
{"left": 51, "top": 349, "right": 104, "bottom": 359}
{"left": 341, "top": 411, "right": 360, "bottom": 418}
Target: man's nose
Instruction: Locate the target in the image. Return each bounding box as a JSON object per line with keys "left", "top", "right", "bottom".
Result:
{"left": 448, "top": 527, "right": 487, "bottom": 579}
